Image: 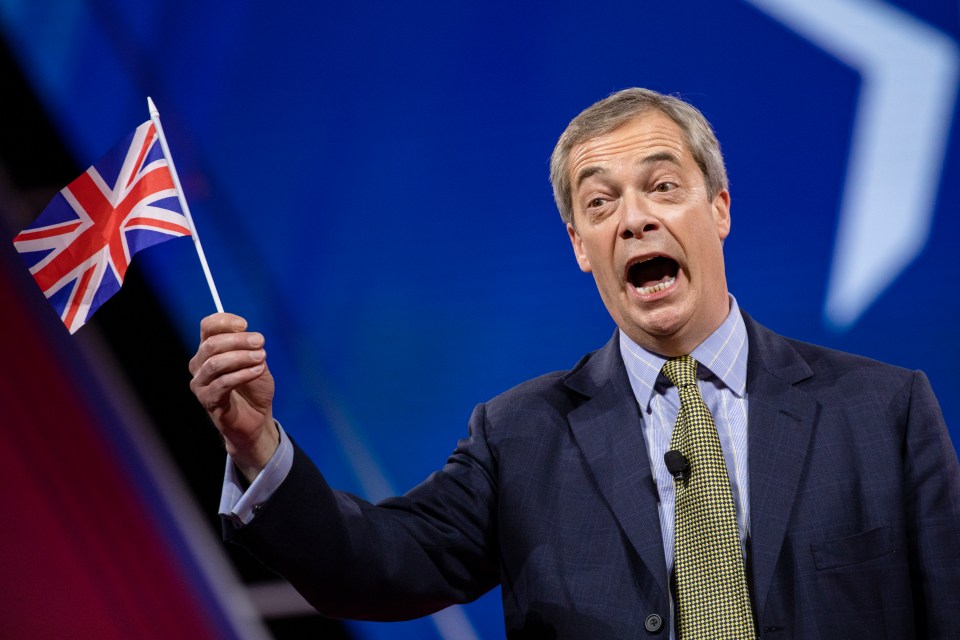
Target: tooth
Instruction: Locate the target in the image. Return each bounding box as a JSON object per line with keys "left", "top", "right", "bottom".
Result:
{"left": 635, "top": 276, "right": 675, "bottom": 295}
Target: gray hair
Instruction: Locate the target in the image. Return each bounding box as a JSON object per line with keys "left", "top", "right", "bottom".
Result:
{"left": 549, "top": 88, "right": 728, "bottom": 226}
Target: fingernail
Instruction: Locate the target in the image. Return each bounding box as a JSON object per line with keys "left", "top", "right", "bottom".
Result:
{"left": 249, "top": 334, "right": 264, "bottom": 347}
{"left": 232, "top": 318, "right": 247, "bottom": 331}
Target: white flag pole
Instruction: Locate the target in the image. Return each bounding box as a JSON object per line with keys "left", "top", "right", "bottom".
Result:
{"left": 147, "top": 96, "right": 224, "bottom": 313}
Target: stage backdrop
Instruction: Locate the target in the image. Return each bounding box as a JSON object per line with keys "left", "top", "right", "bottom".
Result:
{"left": 2, "top": 1, "right": 958, "bottom": 638}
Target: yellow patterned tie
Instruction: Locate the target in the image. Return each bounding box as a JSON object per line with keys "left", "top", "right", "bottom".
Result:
{"left": 662, "top": 356, "right": 754, "bottom": 639}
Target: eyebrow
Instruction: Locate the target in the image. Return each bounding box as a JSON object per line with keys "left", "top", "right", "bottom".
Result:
{"left": 641, "top": 151, "right": 682, "bottom": 167}
{"left": 574, "top": 166, "right": 607, "bottom": 190}
{"left": 573, "top": 151, "right": 683, "bottom": 190}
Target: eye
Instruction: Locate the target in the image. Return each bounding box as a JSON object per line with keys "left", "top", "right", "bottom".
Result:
{"left": 587, "top": 197, "right": 607, "bottom": 208}
{"left": 653, "top": 181, "right": 677, "bottom": 193}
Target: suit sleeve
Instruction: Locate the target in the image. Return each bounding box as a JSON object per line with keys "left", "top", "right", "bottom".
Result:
{"left": 903, "top": 371, "right": 960, "bottom": 637}
{"left": 224, "top": 403, "right": 501, "bottom": 621}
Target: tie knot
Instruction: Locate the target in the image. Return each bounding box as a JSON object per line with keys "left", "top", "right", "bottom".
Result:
{"left": 662, "top": 355, "right": 699, "bottom": 389}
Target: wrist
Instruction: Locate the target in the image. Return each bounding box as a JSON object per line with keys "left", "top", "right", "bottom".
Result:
{"left": 225, "top": 418, "right": 280, "bottom": 483}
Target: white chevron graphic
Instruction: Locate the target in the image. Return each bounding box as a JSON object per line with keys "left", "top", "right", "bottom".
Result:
{"left": 744, "top": 0, "right": 959, "bottom": 329}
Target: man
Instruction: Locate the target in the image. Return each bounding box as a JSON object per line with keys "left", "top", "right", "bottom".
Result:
{"left": 190, "top": 88, "right": 960, "bottom": 638}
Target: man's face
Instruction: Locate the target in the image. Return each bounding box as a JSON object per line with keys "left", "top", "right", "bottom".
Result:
{"left": 566, "top": 111, "right": 731, "bottom": 356}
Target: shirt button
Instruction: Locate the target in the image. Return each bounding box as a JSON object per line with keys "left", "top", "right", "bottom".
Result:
{"left": 644, "top": 613, "right": 664, "bottom": 634}
{"left": 252, "top": 504, "right": 264, "bottom": 515}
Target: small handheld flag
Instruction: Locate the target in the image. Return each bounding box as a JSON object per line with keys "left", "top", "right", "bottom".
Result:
{"left": 13, "top": 99, "right": 220, "bottom": 333}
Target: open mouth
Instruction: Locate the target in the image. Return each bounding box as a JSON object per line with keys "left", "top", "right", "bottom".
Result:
{"left": 628, "top": 256, "right": 679, "bottom": 295}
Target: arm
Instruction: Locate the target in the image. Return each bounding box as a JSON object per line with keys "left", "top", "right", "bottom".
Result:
{"left": 189, "top": 313, "right": 499, "bottom": 620}
{"left": 226, "top": 404, "right": 501, "bottom": 621}
{"left": 903, "top": 371, "right": 960, "bottom": 637}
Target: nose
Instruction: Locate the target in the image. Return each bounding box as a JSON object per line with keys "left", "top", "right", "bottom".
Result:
{"left": 620, "top": 193, "right": 660, "bottom": 240}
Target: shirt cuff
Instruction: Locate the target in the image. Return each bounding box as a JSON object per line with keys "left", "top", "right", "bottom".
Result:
{"left": 218, "top": 421, "right": 294, "bottom": 526}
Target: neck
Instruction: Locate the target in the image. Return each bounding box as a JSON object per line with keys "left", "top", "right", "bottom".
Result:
{"left": 626, "top": 295, "right": 733, "bottom": 358}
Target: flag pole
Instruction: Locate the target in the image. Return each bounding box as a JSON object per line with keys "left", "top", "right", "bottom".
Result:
{"left": 147, "top": 96, "right": 224, "bottom": 313}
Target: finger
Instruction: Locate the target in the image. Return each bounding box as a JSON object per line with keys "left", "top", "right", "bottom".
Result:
{"left": 194, "top": 363, "right": 268, "bottom": 415}
{"left": 191, "top": 347, "right": 266, "bottom": 388}
{"left": 190, "top": 331, "right": 265, "bottom": 375}
{"left": 200, "top": 312, "right": 248, "bottom": 342}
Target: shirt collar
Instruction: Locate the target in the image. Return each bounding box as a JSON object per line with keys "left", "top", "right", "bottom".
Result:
{"left": 619, "top": 295, "right": 749, "bottom": 411}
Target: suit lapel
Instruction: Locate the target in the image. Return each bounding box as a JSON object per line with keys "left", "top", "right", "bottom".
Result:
{"left": 564, "top": 334, "right": 670, "bottom": 604}
{"left": 743, "top": 315, "right": 818, "bottom": 619}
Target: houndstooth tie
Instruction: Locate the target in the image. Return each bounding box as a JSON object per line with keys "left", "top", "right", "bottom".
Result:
{"left": 662, "top": 356, "right": 754, "bottom": 639}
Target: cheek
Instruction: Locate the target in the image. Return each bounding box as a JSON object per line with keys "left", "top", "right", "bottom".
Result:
{"left": 575, "top": 224, "right": 622, "bottom": 279}
{"left": 689, "top": 236, "right": 725, "bottom": 284}
{"left": 686, "top": 219, "right": 724, "bottom": 257}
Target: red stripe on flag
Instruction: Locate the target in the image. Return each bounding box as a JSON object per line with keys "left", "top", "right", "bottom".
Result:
{"left": 126, "top": 123, "right": 158, "bottom": 189}
{"left": 62, "top": 263, "right": 96, "bottom": 331}
{"left": 125, "top": 217, "right": 191, "bottom": 235}
{"left": 13, "top": 219, "right": 83, "bottom": 243}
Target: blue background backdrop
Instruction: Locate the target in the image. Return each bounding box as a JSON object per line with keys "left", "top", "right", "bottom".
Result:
{"left": 2, "top": 1, "right": 957, "bottom": 638}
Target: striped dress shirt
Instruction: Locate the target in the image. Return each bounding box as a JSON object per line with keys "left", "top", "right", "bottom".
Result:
{"left": 619, "top": 295, "right": 751, "bottom": 637}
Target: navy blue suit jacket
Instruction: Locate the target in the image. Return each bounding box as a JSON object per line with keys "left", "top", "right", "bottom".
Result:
{"left": 228, "top": 314, "right": 960, "bottom": 638}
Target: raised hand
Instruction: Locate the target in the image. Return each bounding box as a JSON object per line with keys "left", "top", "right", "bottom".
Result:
{"left": 189, "top": 312, "right": 279, "bottom": 481}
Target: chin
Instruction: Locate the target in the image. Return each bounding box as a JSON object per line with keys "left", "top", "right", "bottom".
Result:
{"left": 635, "top": 307, "right": 686, "bottom": 336}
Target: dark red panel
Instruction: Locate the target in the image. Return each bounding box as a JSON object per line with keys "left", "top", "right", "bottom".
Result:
{"left": 0, "top": 240, "right": 225, "bottom": 638}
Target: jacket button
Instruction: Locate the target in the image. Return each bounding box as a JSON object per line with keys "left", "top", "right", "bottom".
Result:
{"left": 644, "top": 613, "right": 663, "bottom": 634}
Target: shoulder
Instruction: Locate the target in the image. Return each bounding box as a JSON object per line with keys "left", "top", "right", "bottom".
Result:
{"left": 474, "top": 339, "right": 616, "bottom": 434}
{"left": 745, "top": 313, "right": 922, "bottom": 403}
{"left": 787, "top": 336, "right": 912, "bottom": 378}
{"left": 482, "top": 367, "right": 582, "bottom": 421}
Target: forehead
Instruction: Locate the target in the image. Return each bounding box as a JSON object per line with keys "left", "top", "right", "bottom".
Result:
{"left": 568, "top": 112, "right": 692, "bottom": 184}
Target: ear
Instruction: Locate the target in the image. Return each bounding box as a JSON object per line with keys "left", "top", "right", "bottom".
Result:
{"left": 712, "top": 189, "right": 731, "bottom": 241}
{"left": 567, "top": 223, "right": 592, "bottom": 273}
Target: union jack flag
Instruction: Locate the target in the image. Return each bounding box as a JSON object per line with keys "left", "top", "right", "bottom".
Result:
{"left": 13, "top": 121, "right": 191, "bottom": 333}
